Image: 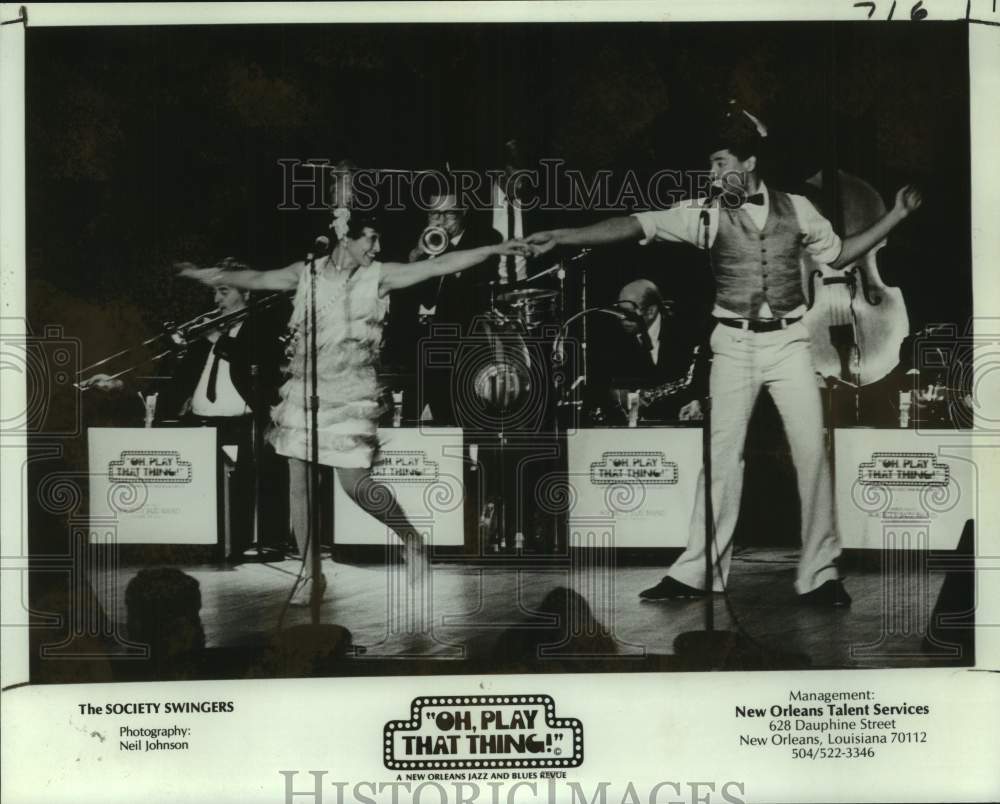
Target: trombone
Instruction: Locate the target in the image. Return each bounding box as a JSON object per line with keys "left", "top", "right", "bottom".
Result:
{"left": 75, "top": 291, "right": 288, "bottom": 388}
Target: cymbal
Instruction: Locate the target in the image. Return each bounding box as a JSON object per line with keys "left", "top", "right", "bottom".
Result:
{"left": 497, "top": 288, "right": 557, "bottom": 303}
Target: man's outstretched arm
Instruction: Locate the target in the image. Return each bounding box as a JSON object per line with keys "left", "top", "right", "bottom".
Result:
{"left": 830, "top": 185, "right": 922, "bottom": 270}
{"left": 525, "top": 216, "right": 645, "bottom": 255}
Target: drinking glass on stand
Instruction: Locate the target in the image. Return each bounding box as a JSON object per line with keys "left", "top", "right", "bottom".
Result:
{"left": 627, "top": 391, "right": 640, "bottom": 428}
{"left": 392, "top": 391, "right": 404, "bottom": 428}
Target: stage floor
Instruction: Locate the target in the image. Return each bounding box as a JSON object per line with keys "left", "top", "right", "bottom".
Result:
{"left": 93, "top": 547, "right": 967, "bottom": 675}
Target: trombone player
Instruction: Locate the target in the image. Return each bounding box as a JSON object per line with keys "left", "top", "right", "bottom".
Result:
{"left": 165, "top": 258, "right": 290, "bottom": 561}
{"left": 81, "top": 258, "right": 290, "bottom": 561}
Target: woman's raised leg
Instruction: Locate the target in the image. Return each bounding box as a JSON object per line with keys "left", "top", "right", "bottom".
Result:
{"left": 335, "top": 468, "right": 430, "bottom": 628}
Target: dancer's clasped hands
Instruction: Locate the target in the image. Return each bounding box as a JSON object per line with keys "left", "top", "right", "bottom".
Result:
{"left": 495, "top": 239, "right": 535, "bottom": 258}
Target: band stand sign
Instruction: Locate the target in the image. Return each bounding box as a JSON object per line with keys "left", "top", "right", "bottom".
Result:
{"left": 88, "top": 427, "right": 217, "bottom": 544}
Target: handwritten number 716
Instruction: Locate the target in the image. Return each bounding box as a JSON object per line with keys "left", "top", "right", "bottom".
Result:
{"left": 853, "top": 1, "right": 928, "bottom": 19}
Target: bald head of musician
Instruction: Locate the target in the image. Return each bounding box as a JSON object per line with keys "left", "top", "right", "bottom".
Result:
{"left": 616, "top": 279, "right": 664, "bottom": 335}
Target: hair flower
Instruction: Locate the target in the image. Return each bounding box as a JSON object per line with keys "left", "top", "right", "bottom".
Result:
{"left": 331, "top": 207, "right": 351, "bottom": 240}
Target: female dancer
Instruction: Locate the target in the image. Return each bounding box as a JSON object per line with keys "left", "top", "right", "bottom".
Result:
{"left": 180, "top": 212, "right": 529, "bottom": 605}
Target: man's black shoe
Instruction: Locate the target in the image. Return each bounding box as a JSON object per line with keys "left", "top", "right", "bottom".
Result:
{"left": 639, "top": 577, "right": 707, "bottom": 600}
{"left": 797, "top": 579, "right": 852, "bottom": 608}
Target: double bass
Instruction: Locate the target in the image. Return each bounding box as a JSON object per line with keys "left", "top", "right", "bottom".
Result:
{"left": 801, "top": 169, "right": 909, "bottom": 388}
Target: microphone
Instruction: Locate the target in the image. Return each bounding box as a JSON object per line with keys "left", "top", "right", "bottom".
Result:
{"left": 307, "top": 235, "right": 331, "bottom": 264}
{"left": 702, "top": 182, "right": 725, "bottom": 207}
{"left": 610, "top": 305, "right": 653, "bottom": 352}
{"left": 700, "top": 183, "right": 724, "bottom": 228}
{"left": 632, "top": 317, "right": 654, "bottom": 353}
{"left": 552, "top": 333, "right": 565, "bottom": 365}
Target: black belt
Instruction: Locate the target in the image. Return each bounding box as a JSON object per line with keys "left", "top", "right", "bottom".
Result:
{"left": 715, "top": 316, "right": 801, "bottom": 333}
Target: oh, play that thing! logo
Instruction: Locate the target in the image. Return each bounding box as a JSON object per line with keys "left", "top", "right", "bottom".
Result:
{"left": 590, "top": 451, "right": 677, "bottom": 485}
{"left": 108, "top": 451, "right": 192, "bottom": 484}
{"left": 384, "top": 695, "right": 583, "bottom": 771}
{"left": 371, "top": 451, "right": 438, "bottom": 483}
{"left": 858, "top": 452, "right": 949, "bottom": 487}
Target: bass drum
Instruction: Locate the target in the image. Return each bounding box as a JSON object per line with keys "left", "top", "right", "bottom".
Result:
{"left": 452, "top": 314, "right": 551, "bottom": 432}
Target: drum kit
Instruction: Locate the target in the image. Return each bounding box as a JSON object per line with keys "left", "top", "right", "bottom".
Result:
{"left": 462, "top": 253, "right": 656, "bottom": 427}
{"left": 492, "top": 287, "right": 560, "bottom": 332}
{"left": 460, "top": 284, "right": 563, "bottom": 424}
{"left": 411, "top": 224, "right": 569, "bottom": 422}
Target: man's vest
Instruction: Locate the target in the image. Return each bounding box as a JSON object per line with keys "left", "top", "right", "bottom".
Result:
{"left": 709, "top": 189, "right": 805, "bottom": 318}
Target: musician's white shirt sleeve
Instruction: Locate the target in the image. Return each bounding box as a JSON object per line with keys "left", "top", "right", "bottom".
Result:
{"left": 631, "top": 182, "right": 843, "bottom": 265}
{"left": 790, "top": 194, "right": 843, "bottom": 265}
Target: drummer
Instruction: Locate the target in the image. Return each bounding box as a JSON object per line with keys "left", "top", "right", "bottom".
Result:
{"left": 491, "top": 138, "right": 533, "bottom": 285}
{"left": 489, "top": 136, "right": 559, "bottom": 287}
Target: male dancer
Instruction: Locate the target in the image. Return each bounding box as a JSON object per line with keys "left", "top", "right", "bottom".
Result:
{"left": 527, "top": 120, "right": 922, "bottom": 606}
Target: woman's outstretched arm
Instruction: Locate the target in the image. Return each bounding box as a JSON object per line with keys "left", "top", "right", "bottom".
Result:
{"left": 378, "top": 241, "right": 530, "bottom": 295}
{"left": 176, "top": 261, "right": 303, "bottom": 291}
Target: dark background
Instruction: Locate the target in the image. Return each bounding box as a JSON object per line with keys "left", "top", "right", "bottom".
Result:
{"left": 23, "top": 22, "right": 972, "bottom": 558}
{"left": 26, "top": 21, "right": 970, "bottom": 356}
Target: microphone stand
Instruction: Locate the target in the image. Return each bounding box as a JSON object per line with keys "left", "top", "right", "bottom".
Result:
{"left": 557, "top": 261, "right": 566, "bottom": 330}
{"left": 552, "top": 305, "right": 630, "bottom": 424}
{"left": 240, "top": 299, "right": 284, "bottom": 563}
{"left": 307, "top": 245, "right": 323, "bottom": 624}
{"left": 699, "top": 206, "right": 716, "bottom": 635}
{"left": 547, "top": 252, "right": 589, "bottom": 426}
{"left": 580, "top": 261, "right": 589, "bottom": 409}
{"left": 673, "top": 200, "right": 760, "bottom": 668}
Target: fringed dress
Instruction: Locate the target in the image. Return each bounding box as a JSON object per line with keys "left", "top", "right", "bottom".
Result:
{"left": 269, "top": 258, "right": 388, "bottom": 468}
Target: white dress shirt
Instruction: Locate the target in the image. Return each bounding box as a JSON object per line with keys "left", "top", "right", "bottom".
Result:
{"left": 632, "top": 182, "right": 843, "bottom": 319}
{"left": 191, "top": 321, "right": 250, "bottom": 417}
{"left": 646, "top": 312, "right": 662, "bottom": 365}
{"left": 492, "top": 184, "right": 528, "bottom": 282}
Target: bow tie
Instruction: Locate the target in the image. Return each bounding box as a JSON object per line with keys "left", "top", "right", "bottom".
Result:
{"left": 722, "top": 193, "right": 765, "bottom": 210}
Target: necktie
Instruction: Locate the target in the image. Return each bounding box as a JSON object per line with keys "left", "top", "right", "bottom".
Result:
{"left": 722, "top": 192, "right": 765, "bottom": 210}
{"left": 505, "top": 198, "right": 516, "bottom": 281}
{"left": 206, "top": 344, "right": 221, "bottom": 403}
{"left": 643, "top": 335, "right": 657, "bottom": 366}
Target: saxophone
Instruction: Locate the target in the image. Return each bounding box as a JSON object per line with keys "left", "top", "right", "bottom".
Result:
{"left": 636, "top": 346, "right": 701, "bottom": 407}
